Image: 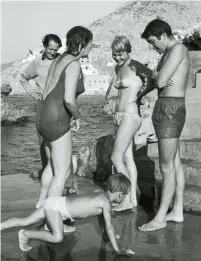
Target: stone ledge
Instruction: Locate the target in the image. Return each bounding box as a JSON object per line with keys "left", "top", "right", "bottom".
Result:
{"left": 138, "top": 178, "right": 201, "bottom": 213}
{"left": 135, "top": 156, "right": 201, "bottom": 186}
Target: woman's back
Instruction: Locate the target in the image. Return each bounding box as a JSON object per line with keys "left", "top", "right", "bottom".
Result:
{"left": 36, "top": 57, "right": 85, "bottom": 142}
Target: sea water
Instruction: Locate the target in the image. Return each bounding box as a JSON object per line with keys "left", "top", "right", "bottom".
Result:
{"left": 1, "top": 95, "right": 114, "bottom": 176}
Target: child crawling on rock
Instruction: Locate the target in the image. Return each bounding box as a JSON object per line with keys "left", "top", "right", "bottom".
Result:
{"left": 1, "top": 173, "right": 134, "bottom": 256}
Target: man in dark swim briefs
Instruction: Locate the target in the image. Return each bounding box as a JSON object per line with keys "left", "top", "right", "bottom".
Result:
{"left": 137, "top": 19, "right": 190, "bottom": 231}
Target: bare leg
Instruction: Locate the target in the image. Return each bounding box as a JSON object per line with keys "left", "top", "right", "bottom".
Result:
{"left": 1, "top": 207, "right": 45, "bottom": 231}
{"left": 139, "top": 138, "right": 178, "bottom": 231}
{"left": 48, "top": 130, "right": 72, "bottom": 197}
{"left": 36, "top": 141, "right": 53, "bottom": 209}
{"left": 37, "top": 131, "right": 48, "bottom": 172}
{"left": 124, "top": 139, "right": 138, "bottom": 207}
{"left": 166, "top": 146, "right": 185, "bottom": 222}
{"left": 18, "top": 209, "right": 64, "bottom": 251}
{"left": 65, "top": 156, "right": 78, "bottom": 195}
{"left": 111, "top": 116, "right": 140, "bottom": 211}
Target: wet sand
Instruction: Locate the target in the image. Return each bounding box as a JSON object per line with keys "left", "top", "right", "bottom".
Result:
{"left": 1, "top": 174, "right": 201, "bottom": 261}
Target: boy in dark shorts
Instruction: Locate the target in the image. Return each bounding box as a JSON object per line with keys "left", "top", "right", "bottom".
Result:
{"left": 137, "top": 19, "right": 190, "bottom": 231}
{"left": 1, "top": 173, "right": 134, "bottom": 256}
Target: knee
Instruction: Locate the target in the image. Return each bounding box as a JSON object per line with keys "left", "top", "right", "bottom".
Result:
{"left": 52, "top": 233, "right": 64, "bottom": 243}
{"left": 123, "top": 153, "right": 133, "bottom": 163}
{"left": 159, "top": 162, "right": 175, "bottom": 176}
{"left": 55, "top": 167, "right": 71, "bottom": 178}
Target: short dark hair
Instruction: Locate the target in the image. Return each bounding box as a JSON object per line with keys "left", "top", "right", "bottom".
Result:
{"left": 66, "top": 26, "right": 93, "bottom": 56}
{"left": 111, "top": 35, "right": 132, "bottom": 53}
{"left": 42, "top": 34, "right": 62, "bottom": 48}
{"left": 105, "top": 173, "right": 131, "bottom": 195}
{"left": 141, "top": 19, "right": 173, "bottom": 40}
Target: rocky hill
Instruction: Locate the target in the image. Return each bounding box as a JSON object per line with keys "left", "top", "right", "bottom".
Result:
{"left": 1, "top": 0, "right": 201, "bottom": 87}
{"left": 88, "top": 0, "right": 201, "bottom": 73}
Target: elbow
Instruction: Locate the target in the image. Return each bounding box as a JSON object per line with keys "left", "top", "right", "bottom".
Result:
{"left": 156, "top": 79, "right": 167, "bottom": 89}
{"left": 64, "top": 98, "right": 75, "bottom": 107}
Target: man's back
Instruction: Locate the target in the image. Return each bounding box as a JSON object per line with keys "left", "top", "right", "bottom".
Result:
{"left": 65, "top": 192, "right": 108, "bottom": 219}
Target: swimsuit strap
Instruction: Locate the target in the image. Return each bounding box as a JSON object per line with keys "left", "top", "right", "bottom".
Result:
{"left": 43, "top": 58, "right": 78, "bottom": 100}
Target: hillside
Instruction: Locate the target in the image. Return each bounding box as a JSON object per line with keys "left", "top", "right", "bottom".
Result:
{"left": 1, "top": 1, "right": 201, "bottom": 81}
{"left": 88, "top": 0, "right": 201, "bottom": 73}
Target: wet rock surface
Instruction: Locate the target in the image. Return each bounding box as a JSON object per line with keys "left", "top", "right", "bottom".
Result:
{"left": 1, "top": 174, "right": 201, "bottom": 261}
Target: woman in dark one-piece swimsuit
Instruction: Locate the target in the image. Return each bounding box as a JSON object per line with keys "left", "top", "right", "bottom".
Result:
{"left": 35, "top": 26, "right": 93, "bottom": 210}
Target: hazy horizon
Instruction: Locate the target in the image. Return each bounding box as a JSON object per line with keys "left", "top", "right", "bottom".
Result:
{"left": 1, "top": 1, "right": 125, "bottom": 64}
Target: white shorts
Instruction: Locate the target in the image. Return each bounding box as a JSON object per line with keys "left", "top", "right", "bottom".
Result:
{"left": 43, "top": 197, "right": 74, "bottom": 221}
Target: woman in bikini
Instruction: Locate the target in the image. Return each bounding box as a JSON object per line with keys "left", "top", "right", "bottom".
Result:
{"left": 110, "top": 36, "right": 152, "bottom": 210}
{"left": 35, "top": 26, "right": 93, "bottom": 212}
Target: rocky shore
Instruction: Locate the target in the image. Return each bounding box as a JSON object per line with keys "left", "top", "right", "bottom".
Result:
{"left": 1, "top": 81, "right": 28, "bottom": 124}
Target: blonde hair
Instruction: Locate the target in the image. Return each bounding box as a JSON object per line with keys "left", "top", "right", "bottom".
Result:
{"left": 105, "top": 173, "right": 131, "bottom": 195}
{"left": 111, "top": 35, "right": 132, "bottom": 53}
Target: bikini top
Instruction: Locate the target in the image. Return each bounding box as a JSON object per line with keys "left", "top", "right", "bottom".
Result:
{"left": 114, "top": 59, "right": 153, "bottom": 90}
{"left": 114, "top": 77, "right": 141, "bottom": 89}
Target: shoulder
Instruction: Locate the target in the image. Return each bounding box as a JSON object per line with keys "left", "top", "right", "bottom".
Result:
{"left": 34, "top": 54, "right": 43, "bottom": 64}
{"left": 65, "top": 60, "right": 81, "bottom": 75}
{"left": 171, "top": 43, "right": 187, "bottom": 54}
{"left": 96, "top": 193, "right": 110, "bottom": 208}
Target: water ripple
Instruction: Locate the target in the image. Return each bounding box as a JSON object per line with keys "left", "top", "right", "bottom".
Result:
{"left": 1, "top": 95, "right": 114, "bottom": 175}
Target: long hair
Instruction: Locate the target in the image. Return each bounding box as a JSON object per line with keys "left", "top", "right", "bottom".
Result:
{"left": 66, "top": 26, "right": 93, "bottom": 56}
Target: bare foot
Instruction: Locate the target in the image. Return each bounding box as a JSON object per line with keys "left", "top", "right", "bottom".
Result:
{"left": 18, "top": 230, "right": 32, "bottom": 251}
{"left": 165, "top": 211, "right": 184, "bottom": 223}
{"left": 139, "top": 219, "right": 166, "bottom": 232}
{"left": 44, "top": 224, "right": 76, "bottom": 233}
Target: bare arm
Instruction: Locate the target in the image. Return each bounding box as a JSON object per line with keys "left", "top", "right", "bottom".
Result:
{"left": 137, "top": 76, "right": 155, "bottom": 101}
{"left": 64, "top": 61, "right": 81, "bottom": 120}
{"left": 156, "top": 44, "right": 184, "bottom": 88}
{"left": 18, "top": 60, "right": 37, "bottom": 84}
{"left": 105, "top": 71, "right": 117, "bottom": 100}
{"left": 102, "top": 200, "right": 121, "bottom": 253}
{"left": 16, "top": 60, "right": 43, "bottom": 99}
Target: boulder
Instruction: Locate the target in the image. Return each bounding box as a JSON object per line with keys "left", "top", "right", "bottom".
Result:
{"left": 1, "top": 96, "right": 28, "bottom": 124}
{"left": 76, "top": 135, "right": 114, "bottom": 181}
{"left": 1, "top": 81, "right": 12, "bottom": 97}
{"left": 1, "top": 80, "right": 28, "bottom": 124}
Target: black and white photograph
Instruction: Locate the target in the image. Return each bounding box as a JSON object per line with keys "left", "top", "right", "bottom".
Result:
{"left": 1, "top": 0, "right": 201, "bottom": 260}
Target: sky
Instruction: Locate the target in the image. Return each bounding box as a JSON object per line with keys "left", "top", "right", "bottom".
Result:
{"left": 1, "top": 0, "right": 125, "bottom": 63}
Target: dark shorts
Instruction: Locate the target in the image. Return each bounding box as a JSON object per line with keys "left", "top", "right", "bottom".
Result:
{"left": 152, "top": 97, "right": 186, "bottom": 139}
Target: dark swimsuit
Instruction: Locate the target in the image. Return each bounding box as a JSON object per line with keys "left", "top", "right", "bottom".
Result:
{"left": 129, "top": 59, "right": 153, "bottom": 81}
{"left": 36, "top": 62, "right": 85, "bottom": 142}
